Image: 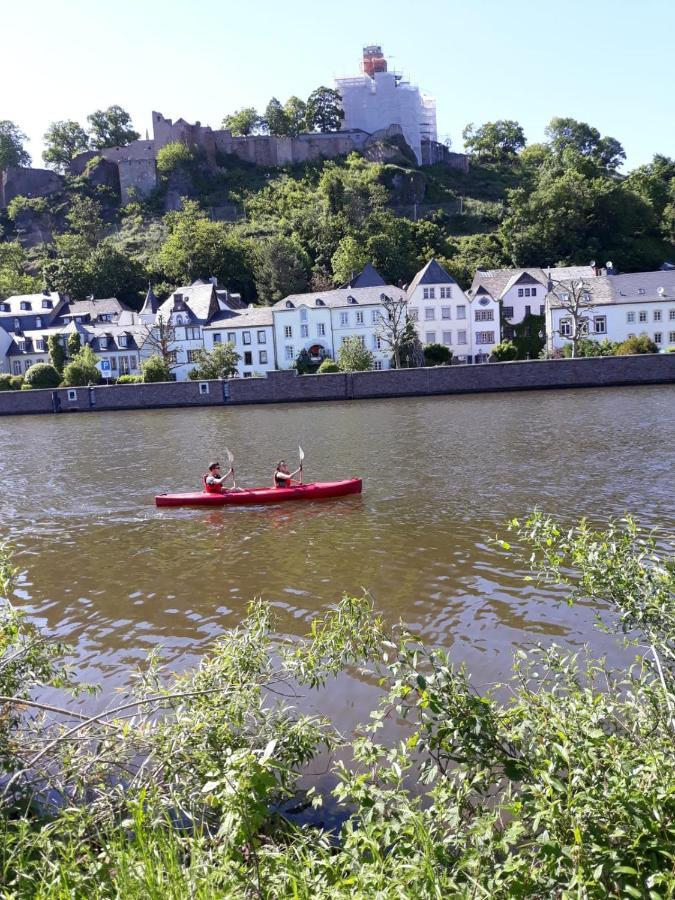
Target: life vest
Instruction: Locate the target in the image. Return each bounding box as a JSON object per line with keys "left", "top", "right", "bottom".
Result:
{"left": 203, "top": 474, "right": 222, "bottom": 494}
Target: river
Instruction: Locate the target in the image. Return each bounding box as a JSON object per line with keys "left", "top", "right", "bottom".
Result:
{"left": 0, "top": 385, "right": 673, "bottom": 726}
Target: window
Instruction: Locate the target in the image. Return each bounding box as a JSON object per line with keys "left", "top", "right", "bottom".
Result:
{"left": 457, "top": 330, "right": 467, "bottom": 345}
{"left": 24, "top": 360, "right": 33, "bottom": 371}
{"left": 18, "top": 340, "right": 26, "bottom": 352}
{"left": 653, "top": 310, "right": 661, "bottom": 321}
{"left": 20, "top": 301, "right": 30, "bottom": 310}
{"left": 371, "top": 310, "right": 379, "bottom": 324}
{"left": 627, "top": 312, "right": 636, "bottom": 323}
{"left": 517, "top": 288, "right": 524, "bottom": 298}
{"left": 425, "top": 331, "right": 436, "bottom": 344}
{"left": 259, "top": 350, "right": 268, "bottom": 364}
{"left": 440, "top": 287, "right": 452, "bottom": 299}
{"left": 317, "top": 323, "right": 326, "bottom": 337}
{"left": 118, "top": 335, "right": 128, "bottom": 348}
{"left": 243, "top": 372, "right": 252, "bottom": 378}
{"left": 669, "top": 310, "right": 675, "bottom": 320}
{"left": 300, "top": 309, "right": 308, "bottom": 322}
{"left": 654, "top": 332, "right": 662, "bottom": 344}
{"left": 594, "top": 316, "right": 607, "bottom": 334}
{"left": 409, "top": 308, "right": 419, "bottom": 321}
{"left": 540, "top": 305, "right": 545, "bottom": 315}
{"left": 110, "top": 357, "right": 117, "bottom": 370}
{"left": 372, "top": 334, "right": 382, "bottom": 350}
{"left": 315, "top": 298, "right": 325, "bottom": 306}
{"left": 355, "top": 311, "right": 364, "bottom": 325}
{"left": 213, "top": 333, "right": 222, "bottom": 344}
{"left": 243, "top": 331, "right": 251, "bottom": 345}
{"left": 423, "top": 287, "right": 435, "bottom": 299}
{"left": 503, "top": 306, "right": 514, "bottom": 318}
{"left": 186, "top": 326, "right": 200, "bottom": 340}
{"left": 424, "top": 307, "right": 435, "bottom": 320}
{"left": 525, "top": 305, "right": 531, "bottom": 316}
{"left": 35, "top": 339, "right": 45, "bottom": 351}
{"left": 357, "top": 335, "right": 366, "bottom": 347}
{"left": 531, "top": 287, "right": 537, "bottom": 297}
{"left": 35, "top": 317, "right": 42, "bottom": 329}
{"left": 187, "top": 350, "right": 199, "bottom": 363}
{"left": 475, "top": 331, "right": 495, "bottom": 345}
{"left": 560, "top": 318, "right": 572, "bottom": 337}
{"left": 638, "top": 288, "right": 645, "bottom": 295}
{"left": 13, "top": 318, "right": 20, "bottom": 331}
{"left": 284, "top": 325, "right": 292, "bottom": 338}
{"left": 670, "top": 331, "right": 675, "bottom": 343}
{"left": 257, "top": 330, "right": 266, "bottom": 344}
{"left": 456, "top": 305, "right": 466, "bottom": 319}
{"left": 244, "top": 351, "right": 253, "bottom": 365}
{"left": 301, "top": 324, "right": 309, "bottom": 338}
{"left": 475, "top": 309, "right": 494, "bottom": 321}
{"left": 285, "top": 301, "right": 294, "bottom": 309}
{"left": 13, "top": 362, "right": 21, "bottom": 375}
{"left": 374, "top": 360, "right": 383, "bottom": 370}
{"left": 227, "top": 332, "right": 236, "bottom": 344}
{"left": 339, "top": 312, "right": 348, "bottom": 326}
{"left": 285, "top": 345, "right": 294, "bottom": 360}
{"left": 99, "top": 337, "right": 108, "bottom": 350}
{"left": 639, "top": 311, "right": 647, "bottom": 323}
{"left": 42, "top": 299, "right": 52, "bottom": 309}
{"left": 442, "top": 330, "right": 452, "bottom": 345}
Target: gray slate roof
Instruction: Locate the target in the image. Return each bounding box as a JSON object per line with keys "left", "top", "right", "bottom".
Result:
{"left": 407, "top": 258, "right": 457, "bottom": 296}
{"left": 0, "top": 291, "right": 64, "bottom": 315}
{"left": 157, "top": 284, "right": 218, "bottom": 323}
{"left": 274, "top": 283, "right": 405, "bottom": 310}
{"left": 470, "top": 266, "right": 596, "bottom": 300}
{"left": 206, "top": 307, "right": 274, "bottom": 328}
{"left": 341, "top": 263, "right": 386, "bottom": 289}
{"left": 547, "top": 270, "right": 675, "bottom": 308}
{"left": 140, "top": 285, "right": 159, "bottom": 317}
{"left": 61, "top": 298, "right": 130, "bottom": 321}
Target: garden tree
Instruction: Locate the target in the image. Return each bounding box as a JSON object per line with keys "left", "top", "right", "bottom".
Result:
{"left": 337, "top": 335, "right": 374, "bottom": 371}
{"left": 423, "top": 343, "right": 452, "bottom": 366}
{"left": 187, "top": 343, "right": 240, "bottom": 379}
{"left": 61, "top": 345, "right": 101, "bottom": 386}
{"left": 42, "top": 120, "right": 90, "bottom": 171}
{"left": 221, "top": 107, "right": 262, "bottom": 136}
{"left": 548, "top": 277, "right": 597, "bottom": 358}
{"left": 616, "top": 334, "right": 659, "bottom": 355}
{"left": 462, "top": 120, "right": 526, "bottom": 162}
{"left": 544, "top": 116, "right": 626, "bottom": 172}
{"left": 141, "top": 314, "right": 177, "bottom": 370}
{"left": 87, "top": 105, "right": 140, "bottom": 149}
{"left": 331, "top": 236, "right": 369, "bottom": 284}
{"left": 560, "top": 337, "right": 619, "bottom": 357}
{"left": 284, "top": 96, "right": 307, "bottom": 135}
{"left": 141, "top": 354, "right": 171, "bottom": 382}
{"left": 253, "top": 234, "right": 311, "bottom": 303}
{"left": 263, "top": 98, "right": 290, "bottom": 136}
{"left": 47, "top": 335, "right": 66, "bottom": 374}
{"left": 23, "top": 363, "right": 61, "bottom": 389}
{"left": 0, "top": 242, "right": 41, "bottom": 299}
{"left": 317, "top": 356, "right": 340, "bottom": 373}
{"left": 305, "top": 87, "right": 344, "bottom": 133}
{"left": 375, "top": 293, "right": 414, "bottom": 369}
{"left": 294, "top": 348, "right": 318, "bottom": 374}
{"left": 156, "top": 141, "right": 195, "bottom": 175}
{"left": 0, "top": 120, "right": 30, "bottom": 169}
{"left": 66, "top": 195, "right": 106, "bottom": 247}
{"left": 67, "top": 332, "right": 81, "bottom": 357}
{"left": 489, "top": 339, "right": 518, "bottom": 361}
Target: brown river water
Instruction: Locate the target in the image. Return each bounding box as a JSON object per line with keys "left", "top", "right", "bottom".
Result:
{"left": 0, "top": 385, "right": 673, "bottom": 730}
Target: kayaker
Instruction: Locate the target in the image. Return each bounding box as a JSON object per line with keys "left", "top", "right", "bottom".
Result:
{"left": 203, "top": 461, "right": 235, "bottom": 494}
{"left": 273, "top": 460, "right": 302, "bottom": 489}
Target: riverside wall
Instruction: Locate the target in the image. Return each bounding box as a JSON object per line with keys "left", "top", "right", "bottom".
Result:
{"left": 0, "top": 355, "right": 673, "bottom": 418}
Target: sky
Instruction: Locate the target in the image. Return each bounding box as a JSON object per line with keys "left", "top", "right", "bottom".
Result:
{"left": 4, "top": 0, "right": 674, "bottom": 171}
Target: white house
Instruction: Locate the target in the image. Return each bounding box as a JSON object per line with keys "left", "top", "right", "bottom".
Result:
{"left": 546, "top": 269, "right": 675, "bottom": 353}
{"left": 203, "top": 306, "right": 276, "bottom": 377}
{"left": 272, "top": 264, "right": 405, "bottom": 370}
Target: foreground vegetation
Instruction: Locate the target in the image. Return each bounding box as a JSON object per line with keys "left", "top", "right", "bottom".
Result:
{"left": 0, "top": 513, "right": 673, "bottom": 897}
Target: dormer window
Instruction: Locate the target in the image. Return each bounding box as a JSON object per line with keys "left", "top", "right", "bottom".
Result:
{"left": 638, "top": 288, "right": 645, "bottom": 295}
{"left": 42, "top": 299, "right": 52, "bottom": 309}
{"left": 347, "top": 295, "right": 358, "bottom": 304}
{"left": 20, "top": 301, "right": 31, "bottom": 311}
{"left": 118, "top": 334, "right": 128, "bottom": 348}
{"left": 99, "top": 337, "right": 108, "bottom": 350}
{"left": 285, "top": 301, "right": 295, "bottom": 309}
{"left": 0, "top": 302, "right": 8, "bottom": 312}
{"left": 18, "top": 340, "right": 26, "bottom": 352}
{"left": 315, "top": 298, "right": 325, "bottom": 306}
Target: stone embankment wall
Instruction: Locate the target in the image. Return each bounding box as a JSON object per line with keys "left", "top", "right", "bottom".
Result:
{"left": 0, "top": 356, "right": 672, "bottom": 417}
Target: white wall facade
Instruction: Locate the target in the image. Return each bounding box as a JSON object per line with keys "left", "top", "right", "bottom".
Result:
{"left": 501, "top": 281, "right": 546, "bottom": 326}
{"left": 203, "top": 320, "right": 276, "bottom": 377}
{"left": 273, "top": 303, "right": 335, "bottom": 369}
{"left": 330, "top": 303, "right": 393, "bottom": 370}
{"left": 547, "top": 298, "right": 675, "bottom": 352}
{"left": 407, "top": 282, "right": 500, "bottom": 362}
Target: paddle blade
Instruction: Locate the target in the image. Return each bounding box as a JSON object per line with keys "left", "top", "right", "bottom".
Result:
{"left": 225, "top": 446, "right": 234, "bottom": 465}
{"left": 298, "top": 445, "right": 305, "bottom": 462}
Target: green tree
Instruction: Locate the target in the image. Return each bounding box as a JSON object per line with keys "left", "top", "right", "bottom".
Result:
{"left": 23, "top": 363, "right": 61, "bottom": 389}
{"left": 141, "top": 354, "right": 171, "bottom": 382}
{"left": 305, "top": 87, "right": 344, "bottom": 133}
{"left": 337, "top": 336, "right": 374, "bottom": 371}
{"left": 284, "top": 96, "right": 307, "bottom": 136}
{"left": 0, "top": 120, "right": 31, "bottom": 169}
{"left": 48, "top": 334, "right": 66, "bottom": 374}
{"left": 61, "top": 345, "right": 101, "bottom": 386}
{"left": 87, "top": 105, "right": 140, "bottom": 149}
{"left": 331, "top": 236, "right": 369, "bottom": 285}
{"left": 67, "top": 332, "right": 81, "bottom": 357}
{"left": 222, "top": 107, "right": 262, "bottom": 136}
{"left": 0, "top": 242, "right": 41, "bottom": 299}
{"left": 188, "top": 343, "right": 240, "bottom": 379}
{"left": 317, "top": 357, "right": 340, "bottom": 373}
{"left": 84, "top": 240, "right": 146, "bottom": 305}
{"left": 462, "top": 120, "right": 526, "bottom": 162}
{"left": 423, "top": 343, "right": 452, "bottom": 365}
{"left": 156, "top": 141, "right": 195, "bottom": 175}
{"left": 253, "top": 235, "right": 310, "bottom": 303}
{"left": 42, "top": 120, "right": 90, "bottom": 171}
{"left": 263, "top": 98, "right": 290, "bottom": 136}
{"left": 544, "top": 116, "right": 625, "bottom": 172}
{"left": 616, "top": 334, "right": 659, "bottom": 355}
{"left": 489, "top": 339, "right": 518, "bottom": 361}
{"left": 66, "top": 196, "right": 106, "bottom": 247}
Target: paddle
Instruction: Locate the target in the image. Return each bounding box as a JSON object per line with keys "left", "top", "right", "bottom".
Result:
{"left": 225, "top": 446, "right": 236, "bottom": 489}
{"left": 298, "top": 445, "right": 304, "bottom": 484}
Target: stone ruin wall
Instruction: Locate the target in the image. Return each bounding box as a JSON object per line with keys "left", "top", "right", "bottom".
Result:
{"left": 0, "top": 166, "right": 65, "bottom": 208}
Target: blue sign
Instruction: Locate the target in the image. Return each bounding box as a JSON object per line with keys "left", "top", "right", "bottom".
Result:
{"left": 98, "top": 359, "right": 111, "bottom": 373}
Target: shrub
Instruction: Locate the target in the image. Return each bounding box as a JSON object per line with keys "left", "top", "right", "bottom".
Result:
{"left": 616, "top": 334, "right": 658, "bottom": 355}
{"left": 423, "top": 343, "right": 452, "bottom": 366}
{"left": 9, "top": 375, "right": 23, "bottom": 390}
{"left": 156, "top": 141, "right": 195, "bottom": 175}
{"left": 116, "top": 374, "right": 143, "bottom": 384}
{"left": 187, "top": 344, "right": 240, "bottom": 380}
{"left": 295, "top": 348, "right": 320, "bottom": 375}
{"left": 141, "top": 355, "right": 171, "bottom": 383}
{"left": 61, "top": 346, "right": 101, "bottom": 387}
{"left": 337, "top": 337, "right": 374, "bottom": 372}
{"left": 318, "top": 357, "right": 340, "bottom": 373}
{"left": 23, "top": 363, "right": 61, "bottom": 389}
{"left": 0, "top": 374, "right": 12, "bottom": 391}
{"left": 490, "top": 339, "right": 518, "bottom": 361}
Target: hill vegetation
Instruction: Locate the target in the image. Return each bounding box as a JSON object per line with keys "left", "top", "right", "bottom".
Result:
{"left": 0, "top": 112, "right": 673, "bottom": 307}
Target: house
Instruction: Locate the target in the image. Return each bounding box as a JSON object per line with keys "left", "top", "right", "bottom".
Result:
{"left": 0, "top": 291, "right": 66, "bottom": 374}
{"left": 203, "top": 306, "right": 276, "bottom": 377}
{"left": 272, "top": 264, "right": 406, "bottom": 370}
{"left": 546, "top": 270, "right": 675, "bottom": 353}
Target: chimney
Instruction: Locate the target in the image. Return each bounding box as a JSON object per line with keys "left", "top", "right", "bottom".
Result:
{"left": 362, "top": 45, "right": 387, "bottom": 78}
{"left": 209, "top": 276, "right": 218, "bottom": 286}
{"left": 590, "top": 259, "right": 602, "bottom": 277}
{"left": 606, "top": 260, "right": 615, "bottom": 276}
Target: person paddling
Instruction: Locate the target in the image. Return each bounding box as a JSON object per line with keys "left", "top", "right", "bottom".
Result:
{"left": 203, "top": 461, "right": 235, "bottom": 494}
{"left": 273, "top": 459, "right": 302, "bottom": 489}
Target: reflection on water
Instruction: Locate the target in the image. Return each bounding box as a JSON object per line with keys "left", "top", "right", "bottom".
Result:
{"left": 0, "top": 385, "right": 673, "bottom": 724}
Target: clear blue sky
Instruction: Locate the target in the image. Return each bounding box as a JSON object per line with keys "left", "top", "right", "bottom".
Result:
{"left": 5, "top": 0, "right": 674, "bottom": 170}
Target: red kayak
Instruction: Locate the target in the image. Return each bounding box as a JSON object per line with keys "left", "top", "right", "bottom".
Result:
{"left": 155, "top": 478, "right": 362, "bottom": 508}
